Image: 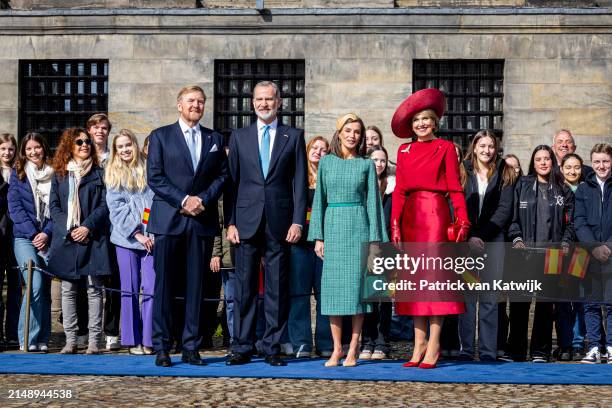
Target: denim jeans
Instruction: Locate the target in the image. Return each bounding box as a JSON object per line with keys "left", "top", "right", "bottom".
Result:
{"left": 584, "top": 302, "right": 612, "bottom": 349}
{"left": 61, "top": 276, "right": 104, "bottom": 346}
{"left": 221, "top": 268, "right": 235, "bottom": 344}
{"left": 288, "top": 244, "right": 332, "bottom": 353}
{"left": 13, "top": 237, "right": 51, "bottom": 347}
{"left": 571, "top": 302, "right": 586, "bottom": 349}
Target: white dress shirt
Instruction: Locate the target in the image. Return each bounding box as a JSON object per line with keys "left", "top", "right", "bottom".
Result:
{"left": 178, "top": 118, "right": 202, "bottom": 166}
{"left": 257, "top": 118, "right": 278, "bottom": 160}
{"left": 596, "top": 176, "right": 608, "bottom": 200}
{"left": 178, "top": 118, "right": 202, "bottom": 207}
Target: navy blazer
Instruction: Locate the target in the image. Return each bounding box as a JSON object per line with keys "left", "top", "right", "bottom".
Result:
{"left": 227, "top": 122, "right": 307, "bottom": 241}
{"left": 146, "top": 121, "right": 228, "bottom": 237}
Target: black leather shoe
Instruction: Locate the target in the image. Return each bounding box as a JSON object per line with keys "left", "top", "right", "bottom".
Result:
{"left": 226, "top": 352, "right": 251, "bottom": 366}
{"left": 155, "top": 351, "right": 172, "bottom": 367}
{"left": 182, "top": 350, "right": 206, "bottom": 366}
{"left": 265, "top": 354, "right": 287, "bottom": 366}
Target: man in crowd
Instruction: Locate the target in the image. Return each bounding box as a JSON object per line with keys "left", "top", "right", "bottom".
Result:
{"left": 85, "top": 113, "right": 121, "bottom": 352}
{"left": 147, "top": 85, "right": 228, "bottom": 367}
{"left": 552, "top": 129, "right": 594, "bottom": 177}
{"left": 225, "top": 81, "right": 307, "bottom": 367}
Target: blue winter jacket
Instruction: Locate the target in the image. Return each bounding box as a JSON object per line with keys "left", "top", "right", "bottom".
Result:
{"left": 574, "top": 173, "right": 612, "bottom": 246}
{"left": 7, "top": 169, "right": 53, "bottom": 240}
{"left": 106, "top": 186, "right": 154, "bottom": 250}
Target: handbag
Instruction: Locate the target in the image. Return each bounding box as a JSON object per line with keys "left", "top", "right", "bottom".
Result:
{"left": 447, "top": 218, "right": 462, "bottom": 242}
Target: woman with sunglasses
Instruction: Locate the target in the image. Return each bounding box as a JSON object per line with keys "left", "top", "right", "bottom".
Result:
{"left": 7, "top": 133, "right": 54, "bottom": 352}
{"left": 48, "top": 128, "right": 112, "bottom": 354}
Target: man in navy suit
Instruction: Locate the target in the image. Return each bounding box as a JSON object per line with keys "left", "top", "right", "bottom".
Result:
{"left": 147, "top": 85, "right": 228, "bottom": 367}
{"left": 226, "top": 81, "right": 307, "bottom": 366}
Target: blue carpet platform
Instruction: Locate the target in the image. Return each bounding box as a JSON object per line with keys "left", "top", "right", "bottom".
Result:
{"left": 0, "top": 354, "right": 611, "bottom": 385}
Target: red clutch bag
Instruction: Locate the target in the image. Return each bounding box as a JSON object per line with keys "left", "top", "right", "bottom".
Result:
{"left": 447, "top": 220, "right": 462, "bottom": 242}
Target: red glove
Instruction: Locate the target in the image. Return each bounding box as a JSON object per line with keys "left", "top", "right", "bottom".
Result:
{"left": 391, "top": 219, "right": 402, "bottom": 245}
{"left": 455, "top": 220, "right": 471, "bottom": 243}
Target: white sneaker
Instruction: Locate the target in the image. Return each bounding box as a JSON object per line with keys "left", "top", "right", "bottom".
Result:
{"left": 294, "top": 344, "right": 311, "bottom": 359}
{"left": 371, "top": 349, "right": 387, "bottom": 360}
{"left": 129, "top": 345, "right": 145, "bottom": 355}
{"left": 358, "top": 349, "right": 373, "bottom": 360}
{"left": 606, "top": 346, "right": 612, "bottom": 364}
{"left": 77, "top": 334, "right": 88, "bottom": 348}
{"left": 37, "top": 343, "right": 48, "bottom": 353}
{"left": 581, "top": 346, "right": 601, "bottom": 364}
{"left": 280, "top": 342, "right": 294, "bottom": 356}
{"left": 106, "top": 336, "right": 121, "bottom": 351}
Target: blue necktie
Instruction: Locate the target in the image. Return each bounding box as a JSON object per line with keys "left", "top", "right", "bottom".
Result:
{"left": 188, "top": 128, "right": 198, "bottom": 170}
{"left": 260, "top": 125, "right": 270, "bottom": 178}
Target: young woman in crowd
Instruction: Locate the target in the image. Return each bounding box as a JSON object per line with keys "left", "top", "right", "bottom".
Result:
{"left": 0, "top": 133, "right": 20, "bottom": 348}
{"left": 308, "top": 114, "right": 387, "bottom": 367}
{"left": 289, "top": 136, "right": 333, "bottom": 359}
{"left": 359, "top": 145, "right": 394, "bottom": 360}
{"left": 105, "top": 129, "right": 155, "bottom": 355}
{"left": 508, "top": 145, "right": 574, "bottom": 363}
{"left": 574, "top": 143, "right": 612, "bottom": 364}
{"left": 365, "top": 126, "right": 384, "bottom": 150}
{"left": 390, "top": 89, "right": 469, "bottom": 369}
{"left": 48, "top": 128, "right": 112, "bottom": 354}
{"left": 559, "top": 153, "right": 588, "bottom": 360}
{"left": 7, "top": 133, "right": 53, "bottom": 352}
{"left": 459, "top": 130, "right": 515, "bottom": 361}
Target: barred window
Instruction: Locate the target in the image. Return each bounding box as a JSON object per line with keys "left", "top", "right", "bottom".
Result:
{"left": 413, "top": 60, "right": 504, "bottom": 149}
{"left": 19, "top": 60, "right": 109, "bottom": 148}
{"left": 214, "top": 60, "right": 305, "bottom": 140}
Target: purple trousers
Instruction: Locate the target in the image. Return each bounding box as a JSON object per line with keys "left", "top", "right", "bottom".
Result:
{"left": 116, "top": 246, "right": 155, "bottom": 347}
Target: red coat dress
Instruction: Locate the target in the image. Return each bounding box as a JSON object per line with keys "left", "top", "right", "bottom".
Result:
{"left": 391, "top": 138, "right": 468, "bottom": 316}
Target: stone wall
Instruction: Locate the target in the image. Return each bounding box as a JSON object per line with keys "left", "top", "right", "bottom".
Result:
{"left": 0, "top": 9, "right": 611, "bottom": 167}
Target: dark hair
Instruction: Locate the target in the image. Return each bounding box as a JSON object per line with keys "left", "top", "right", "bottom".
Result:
{"left": 366, "top": 125, "right": 384, "bottom": 147}
{"left": 528, "top": 145, "right": 564, "bottom": 188}
{"left": 329, "top": 116, "right": 367, "bottom": 158}
{"left": 561, "top": 153, "right": 583, "bottom": 167}
{"left": 367, "top": 145, "right": 389, "bottom": 196}
{"left": 52, "top": 128, "right": 99, "bottom": 178}
{"left": 15, "top": 133, "right": 51, "bottom": 181}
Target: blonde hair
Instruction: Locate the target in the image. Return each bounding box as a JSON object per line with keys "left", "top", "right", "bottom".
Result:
{"left": 412, "top": 109, "right": 440, "bottom": 132}
{"left": 306, "top": 136, "right": 329, "bottom": 188}
{"left": 105, "top": 129, "right": 148, "bottom": 192}
{"left": 177, "top": 85, "right": 206, "bottom": 102}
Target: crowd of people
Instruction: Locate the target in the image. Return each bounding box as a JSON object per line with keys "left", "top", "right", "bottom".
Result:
{"left": 0, "top": 83, "right": 610, "bottom": 370}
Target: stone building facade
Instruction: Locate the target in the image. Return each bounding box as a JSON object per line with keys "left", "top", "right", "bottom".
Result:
{"left": 1, "top": 1, "right": 611, "bottom": 165}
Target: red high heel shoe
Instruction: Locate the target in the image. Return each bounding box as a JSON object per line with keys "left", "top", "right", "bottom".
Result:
{"left": 403, "top": 348, "right": 427, "bottom": 368}
{"left": 419, "top": 352, "right": 440, "bottom": 369}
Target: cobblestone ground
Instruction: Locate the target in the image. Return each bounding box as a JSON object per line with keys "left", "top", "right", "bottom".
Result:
{"left": 1, "top": 295, "right": 611, "bottom": 406}
{"left": 0, "top": 374, "right": 611, "bottom": 407}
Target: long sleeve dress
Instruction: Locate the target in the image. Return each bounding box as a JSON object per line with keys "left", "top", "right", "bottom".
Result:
{"left": 308, "top": 154, "right": 388, "bottom": 316}
{"left": 392, "top": 138, "right": 468, "bottom": 316}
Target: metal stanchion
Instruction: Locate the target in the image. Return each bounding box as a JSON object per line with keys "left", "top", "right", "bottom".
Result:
{"left": 22, "top": 260, "right": 33, "bottom": 353}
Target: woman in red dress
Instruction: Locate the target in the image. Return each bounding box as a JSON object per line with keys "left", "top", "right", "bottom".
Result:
{"left": 390, "top": 89, "right": 470, "bottom": 369}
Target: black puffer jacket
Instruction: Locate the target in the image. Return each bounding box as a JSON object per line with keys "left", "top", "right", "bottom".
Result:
{"left": 507, "top": 175, "right": 575, "bottom": 245}
{"left": 463, "top": 159, "right": 514, "bottom": 241}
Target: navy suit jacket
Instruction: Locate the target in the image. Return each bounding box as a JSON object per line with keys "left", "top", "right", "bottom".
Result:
{"left": 227, "top": 122, "right": 307, "bottom": 241}
{"left": 146, "top": 121, "right": 228, "bottom": 237}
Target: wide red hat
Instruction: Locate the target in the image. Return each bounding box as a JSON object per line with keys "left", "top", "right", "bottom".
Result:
{"left": 391, "top": 88, "right": 446, "bottom": 139}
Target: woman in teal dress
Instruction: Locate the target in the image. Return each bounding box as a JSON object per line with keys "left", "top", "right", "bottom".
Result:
{"left": 308, "top": 113, "right": 388, "bottom": 367}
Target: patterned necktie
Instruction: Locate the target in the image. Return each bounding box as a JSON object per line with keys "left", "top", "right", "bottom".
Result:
{"left": 260, "top": 125, "right": 271, "bottom": 178}
{"left": 188, "top": 128, "right": 198, "bottom": 170}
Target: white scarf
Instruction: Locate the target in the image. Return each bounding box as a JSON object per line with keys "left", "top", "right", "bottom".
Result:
{"left": 24, "top": 161, "right": 54, "bottom": 223}
{"left": 66, "top": 158, "right": 93, "bottom": 230}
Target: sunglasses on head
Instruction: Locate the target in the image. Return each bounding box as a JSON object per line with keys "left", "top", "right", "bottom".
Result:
{"left": 75, "top": 139, "right": 92, "bottom": 146}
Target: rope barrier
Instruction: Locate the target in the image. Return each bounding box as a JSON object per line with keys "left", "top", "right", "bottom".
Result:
{"left": 15, "top": 265, "right": 321, "bottom": 303}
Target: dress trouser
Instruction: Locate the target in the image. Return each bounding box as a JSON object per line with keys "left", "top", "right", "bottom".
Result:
{"left": 103, "top": 244, "right": 121, "bottom": 338}
{"left": 152, "top": 224, "right": 212, "bottom": 352}
{"left": 232, "top": 215, "right": 290, "bottom": 357}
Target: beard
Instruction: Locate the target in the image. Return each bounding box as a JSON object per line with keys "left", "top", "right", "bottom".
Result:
{"left": 255, "top": 107, "right": 278, "bottom": 122}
